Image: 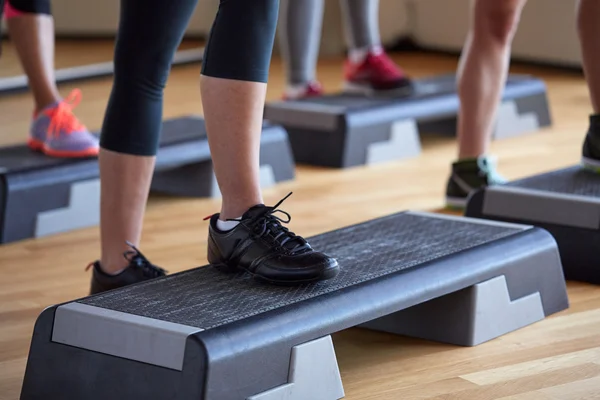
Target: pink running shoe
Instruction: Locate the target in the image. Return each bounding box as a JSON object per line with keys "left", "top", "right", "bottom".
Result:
{"left": 343, "top": 46, "right": 412, "bottom": 94}
{"left": 283, "top": 81, "right": 324, "bottom": 100}
{"left": 27, "top": 89, "right": 99, "bottom": 158}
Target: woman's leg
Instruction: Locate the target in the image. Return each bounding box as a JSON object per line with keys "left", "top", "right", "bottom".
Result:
{"left": 6, "top": 0, "right": 97, "bottom": 157}
{"left": 577, "top": 0, "right": 600, "bottom": 169}
{"left": 446, "top": 0, "right": 527, "bottom": 209}
{"left": 94, "top": 0, "right": 200, "bottom": 290}
{"left": 278, "top": 0, "right": 325, "bottom": 99}
{"left": 201, "top": 0, "right": 338, "bottom": 284}
{"left": 92, "top": 0, "right": 338, "bottom": 294}
{"left": 339, "top": 0, "right": 411, "bottom": 93}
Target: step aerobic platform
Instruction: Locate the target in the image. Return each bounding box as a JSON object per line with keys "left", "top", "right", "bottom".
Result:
{"left": 264, "top": 74, "right": 550, "bottom": 168}
{"left": 466, "top": 165, "right": 600, "bottom": 284}
{"left": 21, "top": 212, "right": 568, "bottom": 400}
{"left": 0, "top": 116, "right": 294, "bottom": 244}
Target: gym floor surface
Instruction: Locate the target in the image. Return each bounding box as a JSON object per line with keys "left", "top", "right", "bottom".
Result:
{"left": 1, "top": 39, "right": 599, "bottom": 399}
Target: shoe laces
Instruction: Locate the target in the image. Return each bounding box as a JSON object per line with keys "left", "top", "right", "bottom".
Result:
{"left": 122, "top": 241, "right": 168, "bottom": 278}
{"left": 44, "top": 89, "right": 85, "bottom": 139}
{"left": 235, "top": 192, "right": 309, "bottom": 254}
{"left": 477, "top": 156, "right": 506, "bottom": 185}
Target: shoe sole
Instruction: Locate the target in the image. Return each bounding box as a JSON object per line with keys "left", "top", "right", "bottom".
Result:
{"left": 211, "top": 262, "right": 341, "bottom": 286}
{"left": 28, "top": 138, "right": 99, "bottom": 158}
{"left": 581, "top": 156, "right": 600, "bottom": 173}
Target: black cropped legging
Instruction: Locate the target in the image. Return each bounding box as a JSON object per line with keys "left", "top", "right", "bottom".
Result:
{"left": 100, "top": 0, "right": 279, "bottom": 156}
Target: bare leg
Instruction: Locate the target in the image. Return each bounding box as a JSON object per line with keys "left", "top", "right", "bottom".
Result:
{"left": 99, "top": 150, "right": 155, "bottom": 273}
{"left": 7, "top": 13, "right": 60, "bottom": 112}
{"left": 456, "top": 0, "right": 527, "bottom": 159}
{"left": 577, "top": 0, "right": 600, "bottom": 113}
{"left": 201, "top": 77, "right": 265, "bottom": 220}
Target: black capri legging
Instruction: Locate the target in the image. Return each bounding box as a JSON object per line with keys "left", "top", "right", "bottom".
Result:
{"left": 100, "top": 0, "right": 279, "bottom": 156}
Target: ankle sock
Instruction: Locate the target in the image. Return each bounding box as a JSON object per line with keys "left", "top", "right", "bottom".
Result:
{"left": 217, "top": 217, "right": 242, "bottom": 232}
{"left": 348, "top": 45, "right": 382, "bottom": 64}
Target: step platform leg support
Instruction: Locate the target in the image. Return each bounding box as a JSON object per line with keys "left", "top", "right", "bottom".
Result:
{"left": 20, "top": 308, "right": 344, "bottom": 400}
{"left": 361, "top": 239, "right": 565, "bottom": 346}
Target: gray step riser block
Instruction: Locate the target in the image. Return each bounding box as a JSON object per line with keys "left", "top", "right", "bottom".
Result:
{"left": 419, "top": 94, "right": 551, "bottom": 139}
{"left": 287, "top": 118, "right": 421, "bottom": 168}
{"left": 361, "top": 275, "right": 544, "bottom": 346}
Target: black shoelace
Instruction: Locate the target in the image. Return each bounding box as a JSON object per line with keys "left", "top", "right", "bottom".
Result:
{"left": 229, "top": 192, "right": 310, "bottom": 254}
{"left": 124, "top": 242, "right": 167, "bottom": 278}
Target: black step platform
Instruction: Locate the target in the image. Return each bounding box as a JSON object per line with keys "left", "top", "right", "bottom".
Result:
{"left": 264, "top": 74, "right": 550, "bottom": 168}
{"left": 0, "top": 116, "right": 295, "bottom": 244}
{"left": 466, "top": 165, "right": 600, "bottom": 284}
{"left": 21, "top": 212, "right": 568, "bottom": 400}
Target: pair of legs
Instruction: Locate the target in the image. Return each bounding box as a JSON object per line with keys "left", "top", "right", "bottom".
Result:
{"left": 447, "top": 0, "right": 600, "bottom": 207}
{"left": 91, "top": 0, "right": 337, "bottom": 294}
{"left": 278, "top": 0, "right": 411, "bottom": 99}
{"left": 1, "top": 0, "right": 97, "bottom": 157}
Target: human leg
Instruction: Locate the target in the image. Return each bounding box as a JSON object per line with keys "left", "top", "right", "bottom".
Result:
{"left": 340, "top": 0, "right": 411, "bottom": 93}
{"left": 446, "top": 0, "right": 527, "bottom": 208}
{"left": 278, "top": 0, "right": 325, "bottom": 99}
{"left": 201, "top": 0, "right": 338, "bottom": 284}
{"left": 577, "top": 0, "right": 600, "bottom": 170}
{"left": 6, "top": 0, "right": 97, "bottom": 157}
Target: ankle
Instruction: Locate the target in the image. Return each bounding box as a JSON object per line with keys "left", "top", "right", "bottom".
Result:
{"left": 99, "top": 257, "right": 129, "bottom": 275}
{"left": 220, "top": 199, "right": 262, "bottom": 220}
{"left": 34, "top": 96, "right": 61, "bottom": 115}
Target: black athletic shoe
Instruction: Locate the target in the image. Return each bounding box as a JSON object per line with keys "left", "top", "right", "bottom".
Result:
{"left": 445, "top": 156, "right": 506, "bottom": 209}
{"left": 87, "top": 243, "right": 167, "bottom": 295}
{"left": 582, "top": 115, "right": 600, "bottom": 172}
{"left": 206, "top": 193, "right": 339, "bottom": 285}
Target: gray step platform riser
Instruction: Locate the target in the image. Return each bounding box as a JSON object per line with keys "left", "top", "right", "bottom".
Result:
{"left": 265, "top": 79, "right": 551, "bottom": 168}
{"left": 0, "top": 134, "right": 294, "bottom": 244}
{"left": 20, "top": 227, "right": 568, "bottom": 400}
{"left": 467, "top": 190, "right": 600, "bottom": 284}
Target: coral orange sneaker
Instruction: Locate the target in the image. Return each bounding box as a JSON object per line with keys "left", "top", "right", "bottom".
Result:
{"left": 27, "top": 89, "right": 99, "bottom": 158}
{"left": 343, "top": 46, "right": 412, "bottom": 94}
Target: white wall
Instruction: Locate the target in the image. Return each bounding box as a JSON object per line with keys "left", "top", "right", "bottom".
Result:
{"left": 32, "top": 0, "right": 583, "bottom": 66}
{"left": 49, "top": 0, "right": 412, "bottom": 56}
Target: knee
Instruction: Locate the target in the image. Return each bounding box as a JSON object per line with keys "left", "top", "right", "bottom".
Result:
{"left": 473, "top": 0, "right": 523, "bottom": 46}
{"left": 202, "top": 0, "right": 279, "bottom": 83}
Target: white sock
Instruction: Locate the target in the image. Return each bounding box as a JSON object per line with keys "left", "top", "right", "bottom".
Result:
{"left": 217, "top": 217, "right": 242, "bottom": 232}
{"left": 285, "top": 83, "right": 311, "bottom": 99}
{"left": 349, "top": 45, "right": 382, "bottom": 64}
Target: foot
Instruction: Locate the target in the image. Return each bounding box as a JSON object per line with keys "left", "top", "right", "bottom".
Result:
{"left": 283, "top": 81, "right": 324, "bottom": 100}
{"left": 582, "top": 115, "right": 600, "bottom": 172}
{"left": 28, "top": 89, "right": 99, "bottom": 158}
{"left": 87, "top": 243, "right": 167, "bottom": 295}
{"left": 206, "top": 193, "right": 339, "bottom": 285}
{"left": 446, "top": 156, "right": 506, "bottom": 209}
{"left": 343, "top": 46, "right": 412, "bottom": 94}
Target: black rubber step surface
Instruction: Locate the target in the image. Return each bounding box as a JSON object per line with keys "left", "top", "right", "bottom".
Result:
{"left": 80, "top": 213, "right": 525, "bottom": 330}
{"left": 508, "top": 166, "right": 600, "bottom": 197}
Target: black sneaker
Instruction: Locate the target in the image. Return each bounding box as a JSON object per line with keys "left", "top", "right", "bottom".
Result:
{"left": 206, "top": 193, "right": 339, "bottom": 285}
{"left": 87, "top": 243, "right": 167, "bottom": 295}
{"left": 582, "top": 114, "right": 600, "bottom": 172}
{"left": 445, "top": 156, "right": 506, "bottom": 209}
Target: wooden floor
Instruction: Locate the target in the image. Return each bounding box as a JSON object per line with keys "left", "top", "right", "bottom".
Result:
{"left": 1, "top": 40, "right": 600, "bottom": 400}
